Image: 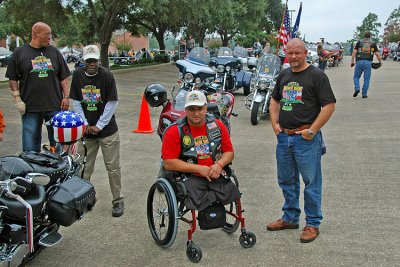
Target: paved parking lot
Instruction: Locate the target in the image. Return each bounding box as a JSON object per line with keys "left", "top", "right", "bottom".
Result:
{"left": 0, "top": 57, "right": 400, "bottom": 266}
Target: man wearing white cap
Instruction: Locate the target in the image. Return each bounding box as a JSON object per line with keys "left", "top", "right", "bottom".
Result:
{"left": 161, "top": 90, "right": 240, "bottom": 211}
{"left": 69, "top": 44, "right": 124, "bottom": 217}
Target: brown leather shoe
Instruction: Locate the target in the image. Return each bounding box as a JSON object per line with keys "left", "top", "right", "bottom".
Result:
{"left": 267, "top": 219, "right": 299, "bottom": 231}
{"left": 300, "top": 226, "right": 319, "bottom": 243}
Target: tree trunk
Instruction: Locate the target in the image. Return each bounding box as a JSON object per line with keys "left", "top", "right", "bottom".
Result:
{"left": 155, "top": 32, "right": 166, "bottom": 54}
{"left": 100, "top": 42, "right": 110, "bottom": 69}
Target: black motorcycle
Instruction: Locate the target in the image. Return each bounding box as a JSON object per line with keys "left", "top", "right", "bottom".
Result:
{"left": 209, "top": 47, "right": 252, "bottom": 95}
{"left": 0, "top": 111, "right": 96, "bottom": 266}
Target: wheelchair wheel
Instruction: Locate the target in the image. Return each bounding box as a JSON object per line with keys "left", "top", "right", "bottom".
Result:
{"left": 147, "top": 178, "right": 179, "bottom": 248}
{"left": 222, "top": 173, "right": 240, "bottom": 234}
{"left": 239, "top": 231, "right": 256, "bottom": 248}
{"left": 186, "top": 241, "right": 202, "bottom": 263}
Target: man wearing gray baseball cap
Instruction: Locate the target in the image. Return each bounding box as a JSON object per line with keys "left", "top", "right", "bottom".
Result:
{"left": 161, "top": 90, "right": 240, "bottom": 211}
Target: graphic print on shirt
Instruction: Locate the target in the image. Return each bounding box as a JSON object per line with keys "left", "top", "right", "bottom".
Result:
{"left": 280, "top": 82, "right": 304, "bottom": 111}
{"left": 194, "top": 135, "right": 210, "bottom": 159}
{"left": 81, "top": 85, "right": 102, "bottom": 111}
{"left": 30, "top": 54, "right": 54, "bottom": 78}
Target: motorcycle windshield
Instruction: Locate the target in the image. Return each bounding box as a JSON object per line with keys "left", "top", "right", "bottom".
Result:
{"left": 233, "top": 47, "right": 249, "bottom": 58}
{"left": 257, "top": 53, "right": 282, "bottom": 77}
{"left": 217, "top": 47, "right": 233, "bottom": 57}
{"left": 173, "top": 89, "right": 189, "bottom": 111}
{"left": 187, "top": 47, "right": 210, "bottom": 65}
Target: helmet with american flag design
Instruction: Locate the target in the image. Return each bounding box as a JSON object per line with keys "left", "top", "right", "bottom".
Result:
{"left": 51, "top": 111, "right": 85, "bottom": 144}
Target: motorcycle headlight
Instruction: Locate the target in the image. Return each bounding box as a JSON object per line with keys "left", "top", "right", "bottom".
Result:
{"left": 184, "top": 73, "right": 194, "bottom": 83}
{"left": 217, "top": 65, "right": 224, "bottom": 73}
{"left": 258, "top": 79, "right": 268, "bottom": 90}
{"left": 226, "top": 66, "right": 231, "bottom": 72}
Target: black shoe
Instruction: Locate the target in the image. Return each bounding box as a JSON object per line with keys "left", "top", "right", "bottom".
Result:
{"left": 112, "top": 200, "right": 124, "bottom": 217}
{"left": 353, "top": 91, "right": 359, "bottom": 97}
{"left": 362, "top": 95, "right": 368, "bottom": 98}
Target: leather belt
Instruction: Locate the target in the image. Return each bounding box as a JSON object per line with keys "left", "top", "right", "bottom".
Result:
{"left": 281, "top": 124, "right": 311, "bottom": 135}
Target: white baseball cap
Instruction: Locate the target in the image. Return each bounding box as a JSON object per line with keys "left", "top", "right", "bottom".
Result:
{"left": 185, "top": 90, "right": 208, "bottom": 108}
{"left": 82, "top": 45, "right": 100, "bottom": 61}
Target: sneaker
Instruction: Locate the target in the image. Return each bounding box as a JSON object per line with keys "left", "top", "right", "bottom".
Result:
{"left": 112, "top": 200, "right": 124, "bottom": 217}
{"left": 353, "top": 91, "right": 359, "bottom": 97}
{"left": 267, "top": 218, "right": 299, "bottom": 231}
{"left": 300, "top": 226, "right": 319, "bottom": 243}
{"left": 362, "top": 95, "right": 368, "bottom": 98}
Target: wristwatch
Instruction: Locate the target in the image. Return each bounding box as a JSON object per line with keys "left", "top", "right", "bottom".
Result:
{"left": 307, "top": 129, "right": 315, "bottom": 137}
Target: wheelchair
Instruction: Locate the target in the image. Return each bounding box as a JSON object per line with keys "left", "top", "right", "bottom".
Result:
{"left": 146, "top": 166, "right": 256, "bottom": 263}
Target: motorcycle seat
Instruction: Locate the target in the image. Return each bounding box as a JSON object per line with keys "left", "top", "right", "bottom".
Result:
{"left": 0, "top": 184, "right": 46, "bottom": 221}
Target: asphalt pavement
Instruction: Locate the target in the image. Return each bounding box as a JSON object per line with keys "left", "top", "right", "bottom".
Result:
{"left": 0, "top": 57, "right": 399, "bottom": 266}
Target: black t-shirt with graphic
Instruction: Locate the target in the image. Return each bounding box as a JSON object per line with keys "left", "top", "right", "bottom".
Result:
{"left": 69, "top": 66, "right": 118, "bottom": 138}
{"left": 272, "top": 65, "right": 336, "bottom": 129}
{"left": 354, "top": 39, "right": 379, "bottom": 61}
{"left": 5, "top": 44, "right": 71, "bottom": 112}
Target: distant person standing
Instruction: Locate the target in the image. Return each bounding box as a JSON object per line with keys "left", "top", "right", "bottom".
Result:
{"left": 351, "top": 31, "right": 382, "bottom": 98}
{"left": 317, "top": 44, "right": 328, "bottom": 72}
{"left": 187, "top": 35, "right": 195, "bottom": 53}
{"left": 5, "top": 22, "right": 71, "bottom": 152}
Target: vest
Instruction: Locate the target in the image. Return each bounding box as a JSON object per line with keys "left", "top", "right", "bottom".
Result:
{"left": 356, "top": 39, "right": 375, "bottom": 61}
{"left": 175, "top": 114, "right": 222, "bottom": 164}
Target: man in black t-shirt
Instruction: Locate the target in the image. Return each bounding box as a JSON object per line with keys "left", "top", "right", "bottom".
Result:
{"left": 6, "top": 22, "right": 71, "bottom": 152}
{"left": 351, "top": 31, "right": 382, "bottom": 98}
{"left": 70, "top": 45, "right": 124, "bottom": 217}
{"left": 266, "top": 38, "right": 336, "bottom": 243}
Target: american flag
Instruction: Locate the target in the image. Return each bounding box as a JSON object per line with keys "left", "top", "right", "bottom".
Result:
{"left": 277, "top": 7, "right": 291, "bottom": 52}
{"left": 51, "top": 111, "right": 85, "bottom": 144}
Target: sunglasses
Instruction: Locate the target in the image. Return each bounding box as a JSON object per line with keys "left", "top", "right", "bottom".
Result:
{"left": 85, "top": 58, "right": 99, "bottom": 64}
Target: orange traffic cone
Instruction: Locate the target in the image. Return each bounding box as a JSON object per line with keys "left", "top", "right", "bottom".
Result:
{"left": 133, "top": 94, "right": 154, "bottom": 134}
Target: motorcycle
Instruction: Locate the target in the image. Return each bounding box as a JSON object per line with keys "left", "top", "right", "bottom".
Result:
{"left": 0, "top": 111, "right": 96, "bottom": 266}
{"left": 209, "top": 47, "right": 252, "bottom": 96}
{"left": 382, "top": 47, "right": 390, "bottom": 60}
{"left": 144, "top": 47, "right": 236, "bottom": 138}
{"left": 245, "top": 53, "right": 282, "bottom": 125}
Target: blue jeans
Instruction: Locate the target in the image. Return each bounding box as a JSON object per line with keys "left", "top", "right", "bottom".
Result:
{"left": 276, "top": 132, "right": 324, "bottom": 227}
{"left": 353, "top": 59, "right": 372, "bottom": 96}
{"left": 22, "top": 111, "right": 59, "bottom": 152}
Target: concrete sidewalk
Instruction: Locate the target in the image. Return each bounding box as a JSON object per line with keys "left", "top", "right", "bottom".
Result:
{"left": 0, "top": 57, "right": 399, "bottom": 266}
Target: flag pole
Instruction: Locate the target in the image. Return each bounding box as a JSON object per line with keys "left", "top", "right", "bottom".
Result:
{"left": 276, "top": 0, "right": 289, "bottom": 55}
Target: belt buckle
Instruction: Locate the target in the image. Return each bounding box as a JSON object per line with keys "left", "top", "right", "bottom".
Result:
{"left": 283, "top": 129, "right": 289, "bottom": 134}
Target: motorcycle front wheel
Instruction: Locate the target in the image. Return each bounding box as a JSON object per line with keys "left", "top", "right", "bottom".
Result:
{"left": 250, "top": 101, "right": 262, "bottom": 125}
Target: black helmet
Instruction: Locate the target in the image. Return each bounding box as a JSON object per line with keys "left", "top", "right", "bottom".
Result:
{"left": 144, "top": 84, "right": 168, "bottom": 107}
{"left": 371, "top": 62, "right": 381, "bottom": 69}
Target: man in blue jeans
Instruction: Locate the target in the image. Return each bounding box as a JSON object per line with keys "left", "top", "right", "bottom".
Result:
{"left": 6, "top": 22, "right": 71, "bottom": 152}
{"left": 351, "top": 31, "right": 382, "bottom": 98}
{"left": 267, "top": 38, "right": 336, "bottom": 243}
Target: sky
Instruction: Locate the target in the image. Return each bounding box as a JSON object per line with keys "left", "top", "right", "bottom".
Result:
{"left": 286, "top": 0, "right": 399, "bottom": 43}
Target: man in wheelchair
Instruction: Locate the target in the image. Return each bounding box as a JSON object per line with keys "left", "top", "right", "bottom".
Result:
{"left": 161, "top": 90, "right": 240, "bottom": 212}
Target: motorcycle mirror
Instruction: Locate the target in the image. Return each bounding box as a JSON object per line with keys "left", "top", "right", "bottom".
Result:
{"left": 25, "top": 173, "right": 51, "bottom": 186}
{"left": 209, "top": 60, "right": 217, "bottom": 67}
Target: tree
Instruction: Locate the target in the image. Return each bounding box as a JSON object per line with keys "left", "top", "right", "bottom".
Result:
{"left": 125, "top": 0, "right": 182, "bottom": 53}
{"left": 384, "top": 6, "right": 400, "bottom": 43}
{"left": 353, "top": 13, "right": 381, "bottom": 43}
{"left": 0, "top": 0, "right": 67, "bottom": 43}
{"left": 212, "top": 0, "right": 266, "bottom": 47}
{"left": 262, "top": 0, "right": 284, "bottom": 33}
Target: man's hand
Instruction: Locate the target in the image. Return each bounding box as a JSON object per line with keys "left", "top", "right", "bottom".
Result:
{"left": 273, "top": 123, "right": 282, "bottom": 135}
{"left": 197, "top": 165, "right": 212, "bottom": 181}
{"left": 61, "top": 97, "right": 70, "bottom": 110}
{"left": 14, "top": 98, "right": 26, "bottom": 114}
{"left": 88, "top": 125, "right": 101, "bottom": 135}
{"left": 208, "top": 163, "right": 222, "bottom": 180}
{"left": 351, "top": 62, "right": 355, "bottom": 67}
{"left": 296, "top": 129, "right": 314, "bottom": 141}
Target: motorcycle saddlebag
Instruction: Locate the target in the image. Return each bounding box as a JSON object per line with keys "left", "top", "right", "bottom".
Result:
{"left": 198, "top": 202, "right": 226, "bottom": 230}
{"left": 47, "top": 176, "right": 96, "bottom": 226}
{"left": 235, "top": 70, "right": 252, "bottom": 88}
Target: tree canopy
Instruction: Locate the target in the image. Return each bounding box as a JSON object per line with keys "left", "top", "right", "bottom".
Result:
{"left": 353, "top": 13, "right": 381, "bottom": 43}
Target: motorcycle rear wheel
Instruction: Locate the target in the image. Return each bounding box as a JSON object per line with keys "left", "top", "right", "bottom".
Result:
{"left": 250, "top": 102, "right": 262, "bottom": 125}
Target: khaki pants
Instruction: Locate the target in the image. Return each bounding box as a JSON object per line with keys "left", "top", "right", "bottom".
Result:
{"left": 78, "top": 131, "right": 123, "bottom": 202}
